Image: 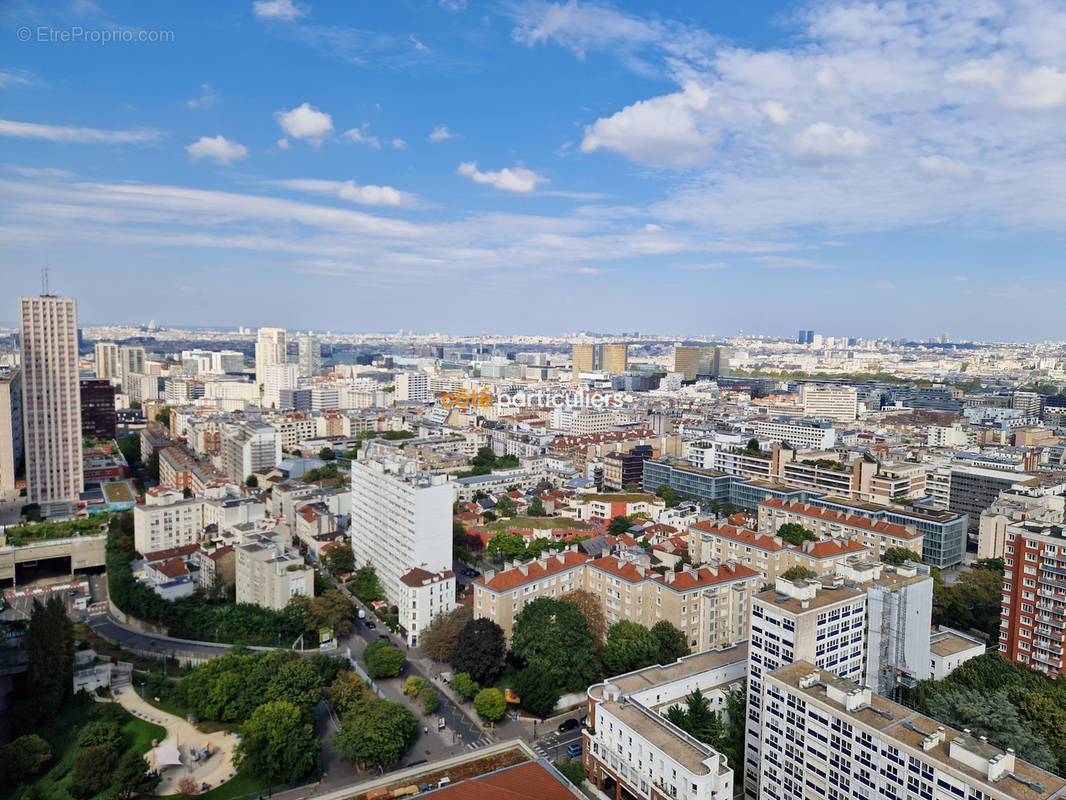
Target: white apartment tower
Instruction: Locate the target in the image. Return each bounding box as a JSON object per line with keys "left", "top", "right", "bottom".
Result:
{"left": 297, "top": 333, "right": 321, "bottom": 378}
{"left": 801, "top": 384, "right": 859, "bottom": 422}
{"left": 119, "top": 345, "right": 146, "bottom": 394}
{"left": 254, "top": 327, "right": 287, "bottom": 387}
{"left": 262, "top": 363, "right": 297, "bottom": 410}
{"left": 395, "top": 372, "right": 429, "bottom": 403}
{"left": 0, "top": 369, "right": 24, "bottom": 498}
{"left": 94, "top": 342, "right": 120, "bottom": 380}
{"left": 220, "top": 422, "right": 282, "bottom": 484}
{"left": 350, "top": 457, "right": 453, "bottom": 603}
{"left": 19, "top": 295, "right": 84, "bottom": 504}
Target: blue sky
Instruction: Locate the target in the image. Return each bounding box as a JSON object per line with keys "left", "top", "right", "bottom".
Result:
{"left": 2, "top": 0, "right": 1065, "bottom": 340}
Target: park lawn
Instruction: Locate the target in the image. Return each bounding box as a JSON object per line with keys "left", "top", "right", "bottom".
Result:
{"left": 483, "top": 517, "right": 593, "bottom": 533}
{"left": 121, "top": 711, "right": 167, "bottom": 755}
{"left": 198, "top": 770, "right": 269, "bottom": 800}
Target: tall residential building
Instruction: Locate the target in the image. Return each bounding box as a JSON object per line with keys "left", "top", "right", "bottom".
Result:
{"left": 133, "top": 488, "right": 204, "bottom": 554}
{"left": 398, "top": 567, "right": 456, "bottom": 647}
{"left": 118, "top": 345, "right": 146, "bottom": 394}
{"left": 235, "top": 533, "right": 313, "bottom": 610}
{"left": 19, "top": 295, "right": 83, "bottom": 504}
{"left": 262, "top": 363, "right": 297, "bottom": 410}
{"left": 801, "top": 383, "right": 858, "bottom": 421}
{"left": 673, "top": 345, "right": 729, "bottom": 380}
{"left": 94, "top": 342, "right": 119, "bottom": 380}
{"left": 758, "top": 662, "right": 1065, "bottom": 800}
{"left": 80, "top": 378, "right": 116, "bottom": 441}
{"left": 350, "top": 457, "right": 453, "bottom": 603}
{"left": 254, "top": 327, "right": 287, "bottom": 387}
{"left": 211, "top": 350, "right": 245, "bottom": 374}
{"left": 948, "top": 464, "right": 1030, "bottom": 529}
{"left": 0, "top": 369, "right": 23, "bottom": 497}
{"left": 220, "top": 422, "right": 281, "bottom": 483}
{"left": 297, "top": 333, "right": 321, "bottom": 378}
{"left": 999, "top": 520, "right": 1066, "bottom": 678}
{"left": 572, "top": 343, "right": 628, "bottom": 380}
{"left": 395, "top": 372, "right": 429, "bottom": 403}
{"left": 584, "top": 646, "right": 748, "bottom": 800}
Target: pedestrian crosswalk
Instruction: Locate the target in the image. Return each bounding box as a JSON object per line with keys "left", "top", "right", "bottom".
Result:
{"left": 465, "top": 734, "right": 494, "bottom": 750}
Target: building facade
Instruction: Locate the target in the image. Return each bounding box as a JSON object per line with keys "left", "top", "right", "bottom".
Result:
{"left": 19, "top": 295, "right": 83, "bottom": 504}
{"left": 398, "top": 567, "right": 456, "bottom": 647}
{"left": 94, "top": 341, "right": 119, "bottom": 380}
{"left": 254, "top": 327, "right": 287, "bottom": 388}
{"left": 80, "top": 378, "right": 116, "bottom": 441}
{"left": 0, "top": 368, "right": 23, "bottom": 498}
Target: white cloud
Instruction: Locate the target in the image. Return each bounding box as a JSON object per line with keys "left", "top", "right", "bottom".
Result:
{"left": 428, "top": 124, "right": 455, "bottom": 142}
{"left": 410, "top": 34, "right": 428, "bottom": 52}
{"left": 277, "top": 138, "right": 290, "bottom": 149}
{"left": 673, "top": 262, "right": 727, "bottom": 271}
{"left": 580, "top": 81, "right": 716, "bottom": 167}
{"left": 457, "top": 162, "right": 548, "bottom": 193}
{"left": 871, "top": 280, "right": 895, "bottom": 291}
{"left": 917, "top": 155, "right": 976, "bottom": 181}
{"left": 185, "top": 135, "right": 249, "bottom": 165}
{"left": 271, "top": 178, "right": 415, "bottom": 207}
{"left": 792, "top": 123, "right": 870, "bottom": 161}
{"left": 0, "top": 119, "right": 159, "bottom": 144}
{"left": 759, "top": 100, "right": 791, "bottom": 125}
{"left": 439, "top": 0, "right": 466, "bottom": 10}
{"left": 342, "top": 125, "right": 380, "bottom": 148}
{"left": 752, "top": 255, "right": 843, "bottom": 270}
{"left": 9, "top": 167, "right": 77, "bottom": 179}
{"left": 187, "top": 84, "right": 219, "bottom": 109}
{"left": 1009, "top": 66, "right": 1066, "bottom": 109}
{"left": 0, "top": 70, "right": 40, "bottom": 89}
{"left": 952, "top": 274, "right": 969, "bottom": 282}
{"left": 576, "top": 267, "right": 602, "bottom": 274}
{"left": 391, "top": 138, "right": 406, "bottom": 149}
{"left": 252, "top": 0, "right": 306, "bottom": 21}
{"left": 274, "top": 103, "right": 333, "bottom": 144}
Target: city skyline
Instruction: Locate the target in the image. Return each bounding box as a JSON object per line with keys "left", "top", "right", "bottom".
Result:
{"left": 2, "top": 0, "right": 1065, "bottom": 339}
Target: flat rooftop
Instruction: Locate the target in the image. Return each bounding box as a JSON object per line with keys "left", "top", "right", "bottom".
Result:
{"left": 930, "top": 630, "right": 985, "bottom": 658}
{"left": 754, "top": 581, "right": 863, "bottom": 615}
{"left": 597, "top": 644, "right": 748, "bottom": 698}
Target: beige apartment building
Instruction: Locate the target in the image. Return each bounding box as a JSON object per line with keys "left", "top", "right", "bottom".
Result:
{"left": 472, "top": 549, "right": 760, "bottom": 651}
{"left": 758, "top": 498, "right": 924, "bottom": 559}
{"left": 235, "top": 533, "right": 313, "bottom": 610}
{"left": 94, "top": 342, "right": 120, "bottom": 380}
{"left": 686, "top": 520, "right": 869, "bottom": 582}
{"left": 801, "top": 383, "right": 858, "bottom": 421}
{"left": 0, "top": 369, "right": 22, "bottom": 498}
{"left": 571, "top": 343, "right": 628, "bottom": 381}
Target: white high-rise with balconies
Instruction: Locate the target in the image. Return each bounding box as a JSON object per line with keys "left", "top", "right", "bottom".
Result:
{"left": 297, "top": 333, "right": 321, "bottom": 378}
{"left": 19, "top": 295, "right": 84, "bottom": 503}
{"left": 350, "top": 457, "right": 453, "bottom": 603}
{"left": 254, "top": 327, "right": 287, "bottom": 387}
{"left": 94, "top": 342, "right": 119, "bottom": 380}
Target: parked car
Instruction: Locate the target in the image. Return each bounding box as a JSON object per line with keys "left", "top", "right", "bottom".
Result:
{"left": 558, "top": 718, "right": 579, "bottom": 732}
{"left": 461, "top": 568, "right": 481, "bottom": 578}
{"left": 365, "top": 619, "right": 376, "bottom": 629}
{"left": 566, "top": 743, "right": 583, "bottom": 758}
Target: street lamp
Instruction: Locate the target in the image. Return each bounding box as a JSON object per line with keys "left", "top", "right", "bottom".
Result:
{"left": 163, "top": 649, "right": 168, "bottom": 678}
{"left": 140, "top": 681, "right": 146, "bottom": 701}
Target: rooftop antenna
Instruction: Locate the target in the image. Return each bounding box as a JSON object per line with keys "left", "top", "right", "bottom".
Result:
{"left": 41, "top": 265, "right": 50, "bottom": 296}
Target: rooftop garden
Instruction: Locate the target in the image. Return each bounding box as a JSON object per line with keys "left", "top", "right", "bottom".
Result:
{"left": 4, "top": 516, "right": 110, "bottom": 547}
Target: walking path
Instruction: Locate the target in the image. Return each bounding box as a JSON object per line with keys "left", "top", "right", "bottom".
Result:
{"left": 107, "top": 685, "right": 240, "bottom": 795}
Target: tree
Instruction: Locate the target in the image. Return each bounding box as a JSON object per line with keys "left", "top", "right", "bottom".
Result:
{"left": 422, "top": 605, "right": 473, "bottom": 663}
{"left": 511, "top": 597, "right": 601, "bottom": 693}
{"left": 333, "top": 699, "right": 418, "bottom": 768}
{"left": 420, "top": 688, "right": 439, "bottom": 715}
{"left": 560, "top": 590, "right": 607, "bottom": 648}
{"left": 486, "top": 532, "right": 528, "bottom": 561}
{"left": 309, "top": 589, "right": 356, "bottom": 636}
{"left": 182, "top": 487, "right": 193, "bottom": 498}
{"left": 555, "top": 758, "right": 586, "bottom": 786}
{"left": 607, "top": 515, "right": 632, "bottom": 536}
{"left": 327, "top": 671, "right": 374, "bottom": 716}
{"left": 685, "top": 689, "right": 722, "bottom": 743}
{"left": 603, "top": 621, "right": 661, "bottom": 676}
{"left": 655, "top": 485, "right": 679, "bottom": 508}
{"left": 69, "top": 746, "right": 118, "bottom": 799}
{"left": 450, "top": 672, "right": 480, "bottom": 701}
{"left": 154, "top": 406, "right": 171, "bottom": 426}
{"left": 27, "top": 596, "right": 74, "bottom": 721}
{"left": 176, "top": 778, "right": 200, "bottom": 800}
{"left": 881, "top": 547, "right": 921, "bottom": 566}
{"left": 365, "top": 640, "right": 406, "bottom": 679}
{"left": 404, "top": 676, "right": 428, "bottom": 696}
{"left": 78, "top": 721, "right": 125, "bottom": 752}
{"left": 513, "top": 662, "right": 561, "bottom": 718}
{"left": 109, "top": 751, "right": 161, "bottom": 800}
{"left": 932, "top": 566, "right": 1004, "bottom": 641}
{"left": 321, "top": 543, "right": 355, "bottom": 576}
{"left": 0, "top": 734, "right": 52, "bottom": 784}
{"left": 235, "top": 700, "right": 321, "bottom": 783}
{"left": 474, "top": 688, "right": 507, "bottom": 722}
{"left": 746, "top": 438, "right": 760, "bottom": 453}
{"left": 528, "top": 496, "right": 547, "bottom": 517}
{"left": 780, "top": 566, "right": 818, "bottom": 581}
{"left": 651, "top": 621, "right": 690, "bottom": 663}
{"left": 118, "top": 433, "right": 141, "bottom": 465}
{"left": 146, "top": 449, "right": 160, "bottom": 480}
{"left": 318, "top": 447, "right": 335, "bottom": 461}
{"left": 495, "top": 496, "right": 518, "bottom": 518}
{"left": 450, "top": 618, "right": 506, "bottom": 685}
{"left": 776, "top": 523, "right": 816, "bottom": 547}
{"left": 350, "top": 565, "right": 383, "bottom": 603}
{"left": 265, "top": 658, "right": 324, "bottom": 715}
{"left": 245, "top": 474, "right": 259, "bottom": 488}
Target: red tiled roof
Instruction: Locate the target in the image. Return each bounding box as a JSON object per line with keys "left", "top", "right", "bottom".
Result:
{"left": 400, "top": 567, "right": 456, "bottom": 587}
{"left": 207, "top": 546, "right": 233, "bottom": 561}
{"left": 761, "top": 498, "right": 921, "bottom": 539}
{"left": 142, "top": 543, "right": 199, "bottom": 562}
{"left": 150, "top": 557, "right": 189, "bottom": 579}
{"left": 689, "top": 520, "right": 789, "bottom": 551}
{"left": 477, "top": 551, "right": 590, "bottom": 592}
{"left": 666, "top": 561, "right": 759, "bottom": 590}
{"left": 433, "top": 760, "right": 580, "bottom": 800}
{"left": 804, "top": 539, "right": 869, "bottom": 559}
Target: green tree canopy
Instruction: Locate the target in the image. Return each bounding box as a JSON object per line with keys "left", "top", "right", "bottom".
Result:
{"left": 422, "top": 605, "right": 473, "bottom": 663}
{"left": 486, "top": 531, "right": 529, "bottom": 561}
{"left": 780, "top": 566, "right": 818, "bottom": 582}
{"left": 321, "top": 543, "right": 355, "bottom": 576}
{"left": 450, "top": 617, "right": 506, "bottom": 685}
{"left": 777, "top": 523, "right": 816, "bottom": 547}
{"left": 109, "top": 750, "right": 161, "bottom": 800}
{"left": 560, "top": 589, "right": 607, "bottom": 648}
{"left": 607, "top": 515, "right": 633, "bottom": 536}
{"left": 332, "top": 699, "right": 418, "bottom": 768}
{"left": 235, "top": 700, "right": 321, "bottom": 783}
{"left": 27, "top": 596, "right": 74, "bottom": 721}
{"left": 245, "top": 474, "right": 259, "bottom": 488}
{"left": 881, "top": 547, "right": 922, "bottom": 566}
{"left": 650, "top": 620, "right": 690, "bottom": 663}
{"left": 350, "top": 564, "right": 383, "bottom": 602}
{"left": 450, "top": 672, "right": 480, "bottom": 701}
{"left": 511, "top": 597, "right": 601, "bottom": 693}
{"left": 603, "top": 620, "right": 661, "bottom": 676}
{"left": 513, "top": 662, "right": 562, "bottom": 719}
{"left": 494, "top": 495, "right": 518, "bottom": 518}
{"left": 474, "top": 688, "right": 508, "bottom": 722}
{"left": 655, "top": 485, "right": 679, "bottom": 507}
{"left": 364, "top": 640, "right": 406, "bottom": 679}
{"left": 0, "top": 734, "right": 52, "bottom": 785}
{"left": 327, "top": 671, "right": 374, "bottom": 716}
{"left": 528, "top": 496, "right": 547, "bottom": 517}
